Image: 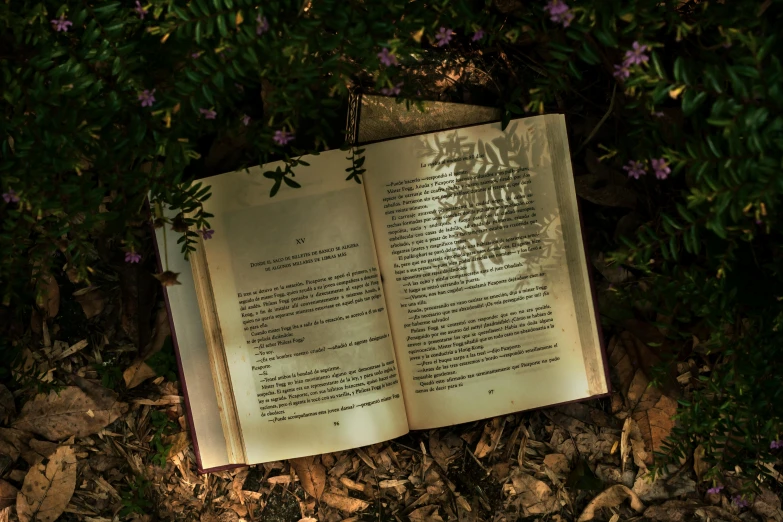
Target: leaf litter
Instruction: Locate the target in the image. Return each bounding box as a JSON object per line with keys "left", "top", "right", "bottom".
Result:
{"left": 1, "top": 166, "right": 781, "bottom": 522}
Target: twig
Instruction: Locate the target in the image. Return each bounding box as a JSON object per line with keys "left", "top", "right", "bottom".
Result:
{"left": 575, "top": 83, "right": 617, "bottom": 156}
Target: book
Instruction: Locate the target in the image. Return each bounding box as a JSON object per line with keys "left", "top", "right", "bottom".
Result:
{"left": 155, "top": 110, "right": 609, "bottom": 471}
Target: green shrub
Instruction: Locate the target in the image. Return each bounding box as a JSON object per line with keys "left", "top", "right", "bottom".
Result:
{"left": 1, "top": 0, "right": 781, "bottom": 496}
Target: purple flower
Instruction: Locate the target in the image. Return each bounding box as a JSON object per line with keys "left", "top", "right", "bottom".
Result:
{"left": 651, "top": 158, "right": 671, "bottom": 180}
{"left": 623, "top": 160, "right": 647, "bottom": 179}
{"left": 200, "top": 228, "right": 214, "bottom": 240}
{"left": 380, "top": 82, "right": 403, "bottom": 96}
{"left": 624, "top": 41, "right": 649, "bottom": 66}
{"left": 242, "top": 114, "right": 251, "bottom": 126}
{"left": 50, "top": 14, "right": 73, "bottom": 32}
{"left": 273, "top": 130, "right": 295, "bottom": 146}
{"left": 134, "top": 1, "right": 148, "bottom": 19}
{"left": 544, "top": 1, "right": 575, "bottom": 27}
{"left": 771, "top": 440, "right": 783, "bottom": 449}
{"left": 732, "top": 495, "right": 749, "bottom": 509}
{"left": 2, "top": 188, "right": 19, "bottom": 204}
{"left": 138, "top": 89, "right": 156, "bottom": 108}
{"left": 256, "top": 14, "right": 269, "bottom": 35}
{"left": 653, "top": 111, "right": 665, "bottom": 118}
{"left": 707, "top": 486, "right": 723, "bottom": 495}
{"left": 472, "top": 29, "right": 485, "bottom": 42}
{"left": 125, "top": 251, "right": 142, "bottom": 264}
{"left": 434, "top": 27, "right": 454, "bottom": 47}
{"left": 613, "top": 63, "right": 631, "bottom": 79}
{"left": 377, "top": 48, "right": 398, "bottom": 67}
{"left": 199, "top": 108, "right": 217, "bottom": 119}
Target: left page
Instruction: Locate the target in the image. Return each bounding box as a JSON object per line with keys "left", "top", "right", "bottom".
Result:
{"left": 153, "top": 210, "right": 232, "bottom": 472}
{"left": 197, "top": 148, "right": 408, "bottom": 465}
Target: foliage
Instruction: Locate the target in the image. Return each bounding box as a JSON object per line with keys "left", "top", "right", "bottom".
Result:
{"left": 119, "top": 474, "right": 153, "bottom": 517}
{"left": 1, "top": 0, "right": 781, "bottom": 495}
{"left": 148, "top": 409, "right": 176, "bottom": 467}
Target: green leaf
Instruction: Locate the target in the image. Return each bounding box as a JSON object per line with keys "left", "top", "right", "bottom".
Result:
{"left": 283, "top": 177, "right": 301, "bottom": 188}
{"left": 217, "top": 13, "right": 228, "bottom": 37}
{"left": 270, "top": 179, "right": 282, "bottom": 197}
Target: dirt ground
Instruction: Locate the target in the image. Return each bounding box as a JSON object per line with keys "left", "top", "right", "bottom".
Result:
{"left": 1, "top": 256, "right": 781, "bottom": 522}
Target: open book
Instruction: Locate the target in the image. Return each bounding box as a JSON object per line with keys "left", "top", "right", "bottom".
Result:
{"left": 155, "top": 113, "right": 609, "bottom": 471}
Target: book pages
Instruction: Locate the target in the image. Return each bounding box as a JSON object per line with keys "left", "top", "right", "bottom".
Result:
{"left": 196, "top": 151, "right": 408, "bottom": 464}
{"left": 362, "top": 116, "right": 607, "bottom": 429}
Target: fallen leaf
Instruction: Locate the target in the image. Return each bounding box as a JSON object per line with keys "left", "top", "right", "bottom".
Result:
{"left": 14, "top": 382, "right": 128, "bottom": 441}
{"left": 163, "top": 432, "right": 191, "bottom": 460}
{"left": 408, "top": 505, "right": 444, "bottom": 522}
{"left": 474, "top": 417, "right": 502, "bottom": 458}
{"left": 632, "top": 469, "right": 695, "bottom": 502}
{"left": 631, "top": 392, "right": 677, "bottom": 462}
{"left": 35, "top": 273, "right": 59, "bottom": 319}
{"left": 543, "top": 453, "right": 570, "bottom": 475}
{"left": 577, "top": 484, "right": 644, "bottom": 522}
{"left": 73, "top": 287, "right": 105, "bottom": 319}
{"left": 17, "top": 445, "right": 77, "bottom": 522}
{"left": 123, "top": 360, "right": 157, "bottom": 389}
{"left": 321, "top": 492, "right": 369, "bottom": 514}
{"left": 693, "top": 445, "right": 708, "bottom": 481}
{"left": 0, "top": 428, "right": 29, "bottom": 464}
{"left": 510, "top": 471, "right": 558, "bottom": 515}
{"left": 620, "top": 418, "right": 647, "bottom": 472}
{"left": 751, "top": 487, "right": 782, "bottom": 522}
{"left": 153, "top": 271, "right": 181, "bottom": 287}
{"left": 54, "top": 340, "right": 89, "bottom": 361}
{"left": 608, "top": 332, "right": 676, "bottom": 459}
{"left": 429, "top": 431, "right": 462, "bottom": 468}
{"left": 289, "top": 456, "right": 326, "bottom": 500}
{"left": 0, "top": 480, "right": 17, "bottom": 509}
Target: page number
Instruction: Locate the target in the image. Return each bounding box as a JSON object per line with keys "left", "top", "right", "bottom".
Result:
{"left": 488, "top": 389, "right": 494, "bottom": 395}
{"left": 333, "top": 421, "right": 340, "bottom": 426}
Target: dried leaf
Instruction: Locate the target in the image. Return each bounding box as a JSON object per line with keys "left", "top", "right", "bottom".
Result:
{"left": 632, "top": 469, "right": 695, "bottom": 502}
{"left": 73, "top": 287, "right": 105, "bottom": 319}
{"left": 0, "top": 480, "right": 17, "bottom": 509}
{"left": 153, "top": 271, "right": 181, "bottom": 287}
{"left": 620, "top": 418, "right": 647, "bottom": 471}
{"left": 510, "top": 471, "right": 558, "bottom": 515}
{"left": 474, "top": 417, "right": 502, "bottom": 458}
{"left": 289, "top": 456, "right": 326, "bottom": 500}
{"left": 577, "top": 484, "right": 644, "bottom": 522}
{"left": 14, "top": 383, "right": 128, "bottom": 441}
{"left": 693, "top": 445, "right": 708, "bottom": 481}
{"left": 429, "top": 431, "right": 462, "bottom": 469}
{"left": 35, "top": 273, "right": 59, "bottom": 319}
{"left": 408, "top": 505, "right": 444, "bottom": 522}
{"left": 54, "top": 340, "right": 88, "bottom": 361}
{"left": 751, "top": 487, "right": 782, "bottom": 522}
{"left": 543, "top": 453, "right": 570, "bottom": 475}
{"left": 608, "top": 332, "right": 676, "bottom": 459}
{"left": 321, "top": 492, "right": 369, "bottom": 514}
{"left": 123, "top": 360, "right": 157, "bottom": 389}
{"left": 16, "top": 445, "right": 77, "bottom": 522}
{"left": 164, "top": 432, "right": 191, "bottom": 460}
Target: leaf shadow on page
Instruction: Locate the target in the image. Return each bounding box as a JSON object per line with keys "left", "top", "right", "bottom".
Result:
{"left": 412, "top": 121, "right": 565, "bottom": 296}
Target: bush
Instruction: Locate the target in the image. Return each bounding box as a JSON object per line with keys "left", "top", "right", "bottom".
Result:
{"left": 1, "top": 0, "right": 781, "bottom": 495}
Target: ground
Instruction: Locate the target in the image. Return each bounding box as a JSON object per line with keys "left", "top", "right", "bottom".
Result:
{"left": 1, "top": 263, "right": 781, "bottom": 522}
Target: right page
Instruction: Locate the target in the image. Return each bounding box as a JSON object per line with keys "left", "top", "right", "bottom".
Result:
{"left": 362, "top": 115, "right": 608, "bottom": 429}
